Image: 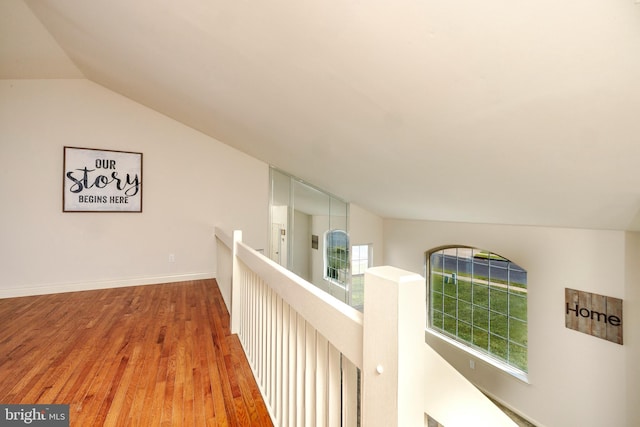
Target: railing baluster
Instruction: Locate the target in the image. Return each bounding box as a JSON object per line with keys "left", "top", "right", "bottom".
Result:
{"left": 274, "top": 298, "right": 284, "bottom": 424}
{"left": 270, "top": 288, "right": 277, "bottom": 412}
{"left": 265, "top": 286, "right": 272, "bottom": 407}
{"left": 281, "top": 301, "right": 289, "bottom": 427}
{"left": 327, "top": 343, "right": 341, "bottom": 427}
{"left": 288, "top": 308, "right": 297, "bottom": 426}
{"left": 315, "top": 334, "right": 328, "bottom": 427}
{"left": 249, "top": 269, "right": 255, "bottom": 367}
{"left": 304, "top": 322, "right": 316, "bottom": 427}
{"left": 296, "top": 314, "right": 306, "bottom": 427}
{"left": 342, "top": 357, "right": 358, "bottom": 427}
{"left": 258, "top": 276, "right": 265, "bottom": 388}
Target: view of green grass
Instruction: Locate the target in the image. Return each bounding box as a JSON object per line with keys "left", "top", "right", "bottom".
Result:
{"left": 348, "top": 258, "right": 527, "bottom": 372}
{"left": 431, "top": 273, "right": 528, "bottom": 372}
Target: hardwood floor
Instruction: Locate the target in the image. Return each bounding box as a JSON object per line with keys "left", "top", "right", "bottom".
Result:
{"left": 0, "top": 279, "right": 273, "bottom": 426}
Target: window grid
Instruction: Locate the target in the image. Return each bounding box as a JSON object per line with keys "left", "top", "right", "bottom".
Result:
{"left": 429, "top": 247, "right": 527, "bottom": 372}
{"left": 325, "top": 230, "right": 349, "bottom": 286}
{"left": 351, "top": 244, "right": 370, "bottom": 276}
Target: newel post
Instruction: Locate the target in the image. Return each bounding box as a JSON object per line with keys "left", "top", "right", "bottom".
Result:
{"left": 230, "top": 229, "right": 242, "bottom": 334}
{"left": 362, "top": 266, "right": 426, "bottom": 427}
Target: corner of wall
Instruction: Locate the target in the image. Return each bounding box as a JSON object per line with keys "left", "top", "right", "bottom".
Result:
{"left": 625, "top": 231, "right": 640, "bottom": 427}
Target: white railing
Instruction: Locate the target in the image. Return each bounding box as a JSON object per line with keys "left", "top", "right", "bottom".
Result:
{"left": 215, "top": 227, "right": 517, "bottom": 427}
{"left": 214, "top": 228, "right": 234, "bottom": 312}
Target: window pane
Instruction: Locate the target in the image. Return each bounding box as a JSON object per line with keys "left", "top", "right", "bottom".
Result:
{"left": 473, "top": 327, "right": 488, "bottom": 349}
{"left": 458, "top": 321, "right": 472, "bottom": 343}
{"left": 444, "top": 282, "right": 457, "bottom": 298}
{"left": 325, "top": 229, "right": 348, "bottom": 285}
{"left": 458, "top": 301, "right": 472, "bottom": 324}
{"left": 490, "top": 312, "right": 508, "bottom": 338}
{"left": 458, "top": 281, "right": 472, "bottom": 302}
{"left": 443, "top": 315, "right": 457, "bottom": 335}
{"left": 489, "top": 289, "right": 508, "bottom": 313}
{"left": 353, "top": 245, "right": 363, "bottom": 259}
{"left": 432, "top": 274, "right": 444, "bottom": 295}
{"left": 443, "top": 296, "right": 457, "bottom": 317}
{"left": 509, "top": 294, "right": 527, "bottom": 321}
{"left": 473, "top": 308, "right": 489, "bottom": 330}
{"left": 489, "top": 334, "right": 508, "bottom": 359}
{"left": 509, "top": 342, "right": 527, "bottom": 371}
{"left": 443, "top": 254, "right": 457, "bottom": 271}
{"left": 351, "top": 244, "right": 371, "bottom": 277}
{"left": 432, "top": 290, "right": 444, "bottom": 311}
{"left": 509, "top": 318, "right": 527, "bottom": 346}
{"left": 432, "top": 311, "right": 444, "bottom": 329}
{"left": 428, "top": 246, "right": 528, "bottom": 374}
{"left": 473, "top": 284, "right": 489, "bottom": 308}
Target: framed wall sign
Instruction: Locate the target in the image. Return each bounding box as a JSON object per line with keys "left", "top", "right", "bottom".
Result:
{"left": 565, "top": 288, "right": 623, "bottom": 345}
{"left": 63, "top": 146, "right": 143, "bottom": 212}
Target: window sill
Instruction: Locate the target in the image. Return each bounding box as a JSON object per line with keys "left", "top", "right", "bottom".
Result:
{"left": 324, "top": 277, "right": 347, "bottom": 289}
{"left": 425, "top": 328, "right": 530, "bottom": 384}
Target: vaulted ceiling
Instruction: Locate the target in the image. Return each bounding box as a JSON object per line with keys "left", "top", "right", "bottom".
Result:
{"left": 4, "top": 0, "right": 640, "bottom": 230}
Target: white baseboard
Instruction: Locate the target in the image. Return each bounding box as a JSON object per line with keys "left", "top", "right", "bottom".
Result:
{"left": 0, "top": 272, "right": 216, "bottom": 299}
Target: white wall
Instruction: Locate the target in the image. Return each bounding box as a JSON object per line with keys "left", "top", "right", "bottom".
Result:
{"left": 384, "top": 219, "right": 631, "bottom": 427}
{"left": 0, "top": 79, "right": 268, "bottom": 297}
{"left": 349, "top": 203, "right": 384, "bottom": 268}
{"left": 625, "top": 232, "right": 640, "bottom": 427}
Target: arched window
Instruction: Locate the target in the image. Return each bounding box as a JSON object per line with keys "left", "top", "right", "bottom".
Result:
{"left": 427, "top": 246, "right": 528, "bottom": 374}
{"left": 325, "top": 229, "right": 349, "bottom": 285}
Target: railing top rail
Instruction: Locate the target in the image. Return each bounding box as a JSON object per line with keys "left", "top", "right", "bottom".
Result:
{"left": 214, "top": 226, "right": 233, "bottom": 250}
{"left": 236, "top": 240, "right": 364, "bottom": 368}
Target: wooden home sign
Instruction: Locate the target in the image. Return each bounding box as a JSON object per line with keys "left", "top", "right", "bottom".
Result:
{"left": 565, "top": 288, "right": 623, "bottom": 345}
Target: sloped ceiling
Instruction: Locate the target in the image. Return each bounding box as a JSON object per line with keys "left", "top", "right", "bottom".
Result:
{"left": 0, "top": 0, "right": 82, "bottom": 78}
{"left": 6, "top": 0, "right": 640, "bottom": 230}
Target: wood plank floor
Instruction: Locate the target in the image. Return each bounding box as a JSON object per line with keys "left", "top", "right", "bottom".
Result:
{"left": 0, "top": 279, "right": 273, "bottom": 426}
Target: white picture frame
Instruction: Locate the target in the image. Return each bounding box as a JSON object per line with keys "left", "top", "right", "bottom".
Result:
{"left": 63, "top": 146, "right": 143, "bottom": 212}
